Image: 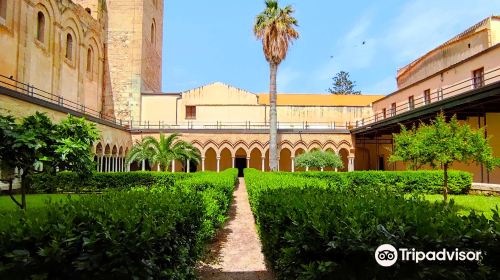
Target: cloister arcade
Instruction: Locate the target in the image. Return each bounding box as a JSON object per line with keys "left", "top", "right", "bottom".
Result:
{"left": 189, "top": 139, "right": 354, "bottom": 174}
{"left": 93, "top": 142, "right": 130, "bottom": 172}
{"left": 92, "top": 135, "right": 356, "bottom": 174}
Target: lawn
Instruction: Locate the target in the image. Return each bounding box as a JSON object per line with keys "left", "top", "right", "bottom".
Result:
{"left": 424, "top": 194, "right": 500, "bottom": 219}
{"left": 0, "top": 194, "right": 78, "bottom": 211}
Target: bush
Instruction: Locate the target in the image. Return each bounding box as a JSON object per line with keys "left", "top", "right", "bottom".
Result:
{"left": 31, "top": 171, "right": 189, "bottom": 193}
{"left": 292, "top": 170, "right": 472, "bottom": 194}
{"left": 245, "top": 169, "right": 500, "bottom": 279}
{"left": 0, "top": 169, "right": 238, "bottom": 279}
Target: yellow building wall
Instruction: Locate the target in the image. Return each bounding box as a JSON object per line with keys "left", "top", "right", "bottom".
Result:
{"left": 141, "top": 82, "right": 377, "bottom": 124}
{"left": 141, "top": 94, "right": 179, "bottom": 124}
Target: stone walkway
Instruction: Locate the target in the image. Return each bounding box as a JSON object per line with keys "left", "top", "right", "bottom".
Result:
{"left": 198, "top": 178, "right": 273, "bottom": 280}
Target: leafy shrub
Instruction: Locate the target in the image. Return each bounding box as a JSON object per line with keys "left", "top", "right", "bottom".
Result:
{"left": 292, "top": 170, "right": 472, "bottom": 194}
{"left": 31, "top": 171, "right": 189, "bottom": 193}
{"left": 0, "top": 169, "right": 238, "bottom": 279}
{"left": 0, "top": 190, "right": 203, "bottom": 279}
{"left": 295, "top": 150, "right": 343, "bottom": 170}
{"left": 245, "top": 169, "right": 500, "bottom": 279}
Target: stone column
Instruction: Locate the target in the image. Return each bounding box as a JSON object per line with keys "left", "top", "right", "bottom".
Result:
{"left": 232, "top": 157, "right": 235, "bottom": 168}
{"left": 348, "top": 156, "right": 355, "bottom": 172}
{"left": 261, "top": 157, "right": 265, "bottom": 171}
{"left": 141, "top": 159, "right": 145, "bottom": 171}
{"left": 216, "top": 157, "right": 220, "bottom": 173}
{"left": 96, "top": 157, "right": 100, "bottom": 171}
{"left": 277, "top": 157, "right": 280, "bottom": 171}
{"left": 335, "top": 167, "right": 338, "bottom": 172}
{"left": 187, "top": 160, "right": 190, "bottom": 173}
{"left": 320, "top": 167, "right": 324, "bottom": 172}
{"left": 291, "top": 157, "right": 295, "bottom": 172}
{"left": 246, "top": 157, "right": 250, "bottom": 169}
{"left": 306, "top": 166, "right": 309, "bottom": 172}
{"left": 201, "top": 157, "right": 205, "bottom": 172}
{"left": 172, "top": 160, "right": 175, "bottom": 172}
{"left": 100, "top": 156, "right": 104, "bottom": 172}
{"left": 106, "top": 156, "right": 110, "bottom": 172}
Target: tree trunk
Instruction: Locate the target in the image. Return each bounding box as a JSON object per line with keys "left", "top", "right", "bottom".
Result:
{"left": 443, "top": 163, "right": 449, "bottom": 203}
{"left": 141, "top": 160, "right": 145, "bottom": 171}
{"left": 8, "top": 179, "right": 22, "bottom": 209}
{"left": 269, "top": 62, "right": 279, "bottom": 171}
{"left": 20, "top": 171, "right": 28, "bottom": 210}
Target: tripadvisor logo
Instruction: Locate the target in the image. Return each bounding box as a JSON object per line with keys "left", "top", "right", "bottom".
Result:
{"left": 374, "top": 244, "right": 482, "bottom": 267}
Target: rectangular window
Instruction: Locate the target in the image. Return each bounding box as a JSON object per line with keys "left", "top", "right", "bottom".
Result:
{"left": 186, "top": 106, "right": 196, "bottom": 119}
{"left": 0, "top": 0, "right": 7, "bottom": 22}
{"left": 408, "top": 95, "right": 415, "bottom": 110}
{"left": 391, "top": 103, "right": 396, "bottom": 116}
{"left": 382, "top": 108, "right": 386, "bottom": 119}
{"left": 424, "top": 89, "right": 431, "bottom": 105}
{"left": 472, "top": 67, "right": 484, "bottom": 89}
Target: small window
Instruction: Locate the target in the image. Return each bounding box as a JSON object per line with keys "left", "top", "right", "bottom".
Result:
{"left": 65, "top": 33, "right": 73, "bottom": 60}
{"left": 36, "top": 11, "right": 45, "bottom": 43}
{"left": 86, "top": 47, "right": 93, "bottom": 73}
{"left": 424, "top": 89, "right": 431, "bottom": 105}
{"left": 150, "top": 20, "right": 156, "bottom": 45}
{"left": 186, "top": 106, "right": 196, "bottom": 119}
{"left": 391, "top": 103, "right": 396, "bottom": 116}
{"left": 408, "top": 95, "right": 415, "bottom": 110}
{"left": 0, "top": 0, "right": 7, "bottom": 22}
{"left": 382, "top": 108, "right": 386, "bottom": 119}
{"left": 472, "top": 67, "right": 484, "bottom": 89}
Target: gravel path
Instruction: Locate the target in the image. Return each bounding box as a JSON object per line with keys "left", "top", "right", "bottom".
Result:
{"left": 198, "top": 178, "right": 273, "bottom": 280}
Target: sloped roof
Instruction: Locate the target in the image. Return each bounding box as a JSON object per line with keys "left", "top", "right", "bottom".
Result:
{"left": 256, "top": 94, "right": 384, "bottom": 106}
{"left": 397, "top": 15, "right": 499, "bottom": 78}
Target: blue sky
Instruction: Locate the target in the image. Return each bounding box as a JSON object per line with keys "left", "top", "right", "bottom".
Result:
{"left": 162, "top": 0, "right": 499, "bottom": 95}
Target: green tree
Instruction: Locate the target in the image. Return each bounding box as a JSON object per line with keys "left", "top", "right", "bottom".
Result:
{"left": 390, "top": 113, "right": 498, "bottom": 201}
{"left": 0, "top": 112, "right": 99, "bottom": 209}
{"left": 126, "top": 133, "right": 200, "bottom": 172}
{"left": 328, "top": 71, "right": 361, "bottom": 95}
{"left": 295, "top": 150, "right": 344, "bottom": 171}
{"left": 254, "top": 0, "right": 299, "bottom": 171}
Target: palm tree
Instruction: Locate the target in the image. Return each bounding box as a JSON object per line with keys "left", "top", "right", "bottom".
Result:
{"left": 126, "top": 138, "right": 153, "bottom": 171}
{"left": 254, "top": 0, "right": 299, "bottom": 171}
{"left": 127, "top": 133, "right": 201, "bottom": 172}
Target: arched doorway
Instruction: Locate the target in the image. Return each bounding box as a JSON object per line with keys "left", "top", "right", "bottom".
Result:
{"left": 339, "top": 148, "right": 349, "bottom": 172}
{"left": 235, "top": 148, "right": 247, "bottom": 177}
{"left": 279, "top": 148, "right": 292, "bottom": 172}
{"left": 205, "top": 147, "right": 217, "bottom": 171}
{"left": 249, "top": 148, "right": 262, "bottom": 171}
{"left": 294, "top": 148, "right": 306, "bottom": 172}
{"left": 220, "top": 148, "right": 232, "bottom": 171}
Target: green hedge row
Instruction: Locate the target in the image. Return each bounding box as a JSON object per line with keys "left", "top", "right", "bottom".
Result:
{"left": 0, "top": 169, "right": 238, "bottom": 279}
{"left": 31, "top": 171, "right": 190, "bottom": 193}
{"left": 293, "top": 170, "right": 472, "bottom": 194}
{"left": 245, "top": 169, "right": 500, "bottom": 279}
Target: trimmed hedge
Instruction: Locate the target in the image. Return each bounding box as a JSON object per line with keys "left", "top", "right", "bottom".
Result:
{"left": 291, "top": 170, "right": 472, "bottom": 194}
{"left": 245, "top": 169, "right": 500, "bottom": 279}
{"left": 0, "top": 169, "right": 238, "bottom": 279}
{"left": 31, "top": 171, "right": 189, "bottom": 193}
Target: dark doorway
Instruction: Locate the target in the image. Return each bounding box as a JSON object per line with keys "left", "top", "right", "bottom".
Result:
{"left": 378, "top": 156, "right": 385, "bottom": 171}
{"left": 235, "top": 157, "right": 247, "bottom": 177}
